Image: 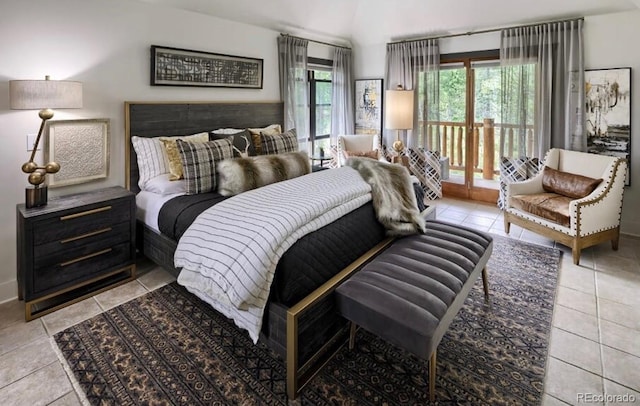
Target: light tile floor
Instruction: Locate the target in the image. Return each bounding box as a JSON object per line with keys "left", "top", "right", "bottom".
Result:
{"left": 0, "top": 197, "right": 638, "bottom": 405}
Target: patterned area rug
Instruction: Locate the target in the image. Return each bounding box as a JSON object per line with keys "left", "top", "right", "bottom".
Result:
{"left": 54, "top": 235, "right": 561, "bottom": 405}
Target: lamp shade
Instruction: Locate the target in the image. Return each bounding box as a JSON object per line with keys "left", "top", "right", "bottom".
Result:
{"left": 385, "top": 88, "right": 414, "bottom": 130}
{"left": 10, "top": 77, "right": 83, "bottom": 110}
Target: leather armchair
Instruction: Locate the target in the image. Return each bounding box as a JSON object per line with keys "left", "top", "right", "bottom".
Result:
{"left": 504, "top": 148, "right": 627, "bottom": 264}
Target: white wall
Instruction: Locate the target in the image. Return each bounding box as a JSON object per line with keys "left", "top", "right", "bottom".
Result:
{"left": 0, "top": 0, "right": 291, "bottom": 303}
{"left": 583, "top": 11, "right": 640, "bottom": 239}
{"left": 354, "top": 10, "right": 640, "bottom": 237}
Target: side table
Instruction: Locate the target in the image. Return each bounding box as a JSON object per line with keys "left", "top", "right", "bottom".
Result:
{"left": 16, "top": 186, "right": 136, "bottom": 320}
{"left": 311, "top": 155, "right": 332, "bottom": 168}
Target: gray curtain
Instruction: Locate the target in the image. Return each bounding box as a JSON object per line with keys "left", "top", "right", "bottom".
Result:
{"left": 500, "top": 19, "right": 585, "bottom": 159}
{"left": 384, "top": 39, "right": 440, "bottom": 150}
{"left": 330, "top": 47, "right": 354, "bottom": 143}
{"left": 278, "top": 36, "right": 309, "bottom": 153}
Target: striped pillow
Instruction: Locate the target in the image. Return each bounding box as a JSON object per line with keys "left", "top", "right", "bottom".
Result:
{"left": 177, "top": 138, "right": 234, "bottom": 194}
{"left": 260, "top": 129, "right": 298, "bottom": 155}
{"left": 131, "top": 136, "right": 169, "bottom": 190}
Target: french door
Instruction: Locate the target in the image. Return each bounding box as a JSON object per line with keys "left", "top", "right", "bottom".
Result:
{"left": 438, "top": 54, "right": 501, "bottom": 204}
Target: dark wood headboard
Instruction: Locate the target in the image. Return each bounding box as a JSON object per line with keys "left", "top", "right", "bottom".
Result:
{"left": 125, "top": 101, "right": 284, "bottom": 193}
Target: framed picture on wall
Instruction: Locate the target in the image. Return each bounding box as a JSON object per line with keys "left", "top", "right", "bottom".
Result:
{"left": 45, "top": 118, "right": 110, "bottom": 187}
{"left": 585, "top": 67, "right": 631, "bottom": 186}
{"left": 354, "top": 79, "right": 383, "bottom": 136}
{"left": 150, "top": 45, "right": 263, "bottom": 89}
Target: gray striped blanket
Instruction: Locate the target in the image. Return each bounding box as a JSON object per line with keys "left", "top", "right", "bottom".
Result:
{"left": 175, "top": 166, "right": 372, "bottom": 343}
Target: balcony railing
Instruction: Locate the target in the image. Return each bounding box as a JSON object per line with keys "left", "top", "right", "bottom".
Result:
{"left": 420, "top": 120, "right": 535, "bottom": 179}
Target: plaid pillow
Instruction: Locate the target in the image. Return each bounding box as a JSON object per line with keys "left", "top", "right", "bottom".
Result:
{"left": 176, "top": 138, "right": 233, "bottom": 194}
{"left": 260, "top": 129, "right": 298, "bottom": 155}
{"left": 248, "top": 124, "right": 282, "bottom": 154}
{"left": 159, "top": 132, "right": 209, "bottom": 180}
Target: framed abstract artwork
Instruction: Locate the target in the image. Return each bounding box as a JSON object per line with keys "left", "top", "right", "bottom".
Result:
{"left": 585, "top": 67, "right": 631, "bottom": 185}
{"left": 45, "top": 118, "right": 110, "bottom": 187}
{"left": 150, "top": 45, "right": 263, "bottom": 89}
{"left": 354, "top": 79, "right": 383, "bottom": 136}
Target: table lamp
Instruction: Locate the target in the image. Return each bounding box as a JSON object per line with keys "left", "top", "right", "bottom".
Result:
{"left": 10, "top": 76, "right": 83, "bottom": 208}
{"left": 385, "top": 84, "right": 414, "bottom": 156}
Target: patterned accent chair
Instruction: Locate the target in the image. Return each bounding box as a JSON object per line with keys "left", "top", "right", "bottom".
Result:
{"left": 326, "top": 144, "right": 340, "bottom": 169}
{"left": 381, "top": 145, "right": 442, "bottom": 201}
{"left": 406, "top": 148, "right": 442, "bottom": 200}
{"left": 504, "top": 148, "right": 627, "bottom": 264}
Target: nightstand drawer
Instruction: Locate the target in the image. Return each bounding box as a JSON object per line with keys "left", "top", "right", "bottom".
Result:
{"left": 32, "top": 241, "right": 132, "bottom": 295}
{"left": 34, "top": 221, "right": 131, "bottom": 259}
{"left": 33, "top": 199, "right": 131, "bottom": 246}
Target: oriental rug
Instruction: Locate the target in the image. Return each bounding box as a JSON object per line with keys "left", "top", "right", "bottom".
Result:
{"left": 54, "top": 235, "right": 561, "bottom": 405}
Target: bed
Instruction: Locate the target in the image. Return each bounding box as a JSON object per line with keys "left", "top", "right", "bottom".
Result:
{"left": 124, "top": 101, "right": 420, "bottom": 399}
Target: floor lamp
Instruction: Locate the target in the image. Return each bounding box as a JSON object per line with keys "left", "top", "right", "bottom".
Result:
{"left": 385, "top": 85, "right": 414, "bottom": 167}
{"left": 10, "top": 76, "right": 83, "bottom": 208}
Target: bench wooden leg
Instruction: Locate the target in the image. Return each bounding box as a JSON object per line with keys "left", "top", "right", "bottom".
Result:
{"left": 429, "top": 350, "right": 437, "bottom": 402}
{"left": 349, "top": 321, "right": 356, "bottom": 350}
{"left": 482, "top": 268, "right": 489, "bottom": 300}
{"left": 504, "top": 216, "right": 511, "bottom": 234}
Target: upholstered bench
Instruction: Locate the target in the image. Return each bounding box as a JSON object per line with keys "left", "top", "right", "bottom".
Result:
{"left": 335, "top": 220, "right": 493, "bottom": 401}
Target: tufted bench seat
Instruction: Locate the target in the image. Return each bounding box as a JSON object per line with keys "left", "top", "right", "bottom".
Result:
{"left": 335, "top": 220, "right": 493, "bottom": 401}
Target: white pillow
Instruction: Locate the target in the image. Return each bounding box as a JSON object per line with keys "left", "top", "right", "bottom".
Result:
{"left": 144, "top": 174, "right": 187, "bottom": 195}
{"left": 211, "top": 128, "right": 244, "bottom": 135}
{"left": 132, "top": 136, "right": 169, "bottom": 190}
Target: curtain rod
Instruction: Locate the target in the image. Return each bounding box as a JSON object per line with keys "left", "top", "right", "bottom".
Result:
{"left": 280, "top": 33, "right": 351, "bottom": 50}
{"left": 387, "top": 16, "right": 584, "bottom": 45}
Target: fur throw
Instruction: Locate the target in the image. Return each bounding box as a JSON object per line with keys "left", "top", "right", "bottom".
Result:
{"left": 346, "top": 157, "right": 426, "bottom": 236}
{"left": 217, "top": 151, "right": 311, "bottom": 196}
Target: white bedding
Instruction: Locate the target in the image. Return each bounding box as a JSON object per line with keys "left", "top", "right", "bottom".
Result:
{"left": 175, "top": 167, "right": 372, "bottom": 343}
{"left": 135, "top": 191, "right": 184, "bottom": 232}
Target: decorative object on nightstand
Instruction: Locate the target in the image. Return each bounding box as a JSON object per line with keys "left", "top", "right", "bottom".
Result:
{"left": 16, "top": 186, "right": 135, "bottom": 320}
{"left": 9, "top": 75, "right": 83, "bottom": 208}
{"left": 385, "top": 84, "right": 414, "bottom": 168}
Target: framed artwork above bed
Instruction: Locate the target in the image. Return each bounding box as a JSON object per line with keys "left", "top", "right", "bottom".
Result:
{"left": 150, "top": 45, "right": 264, "bottom": 89}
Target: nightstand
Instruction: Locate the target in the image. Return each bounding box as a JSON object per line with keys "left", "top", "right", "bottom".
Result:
{"left": 16, "top": 186, "right": 136, "bottom": 320}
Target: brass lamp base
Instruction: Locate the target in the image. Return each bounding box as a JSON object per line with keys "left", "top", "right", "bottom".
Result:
{"left": 26, "top": 186, "right": 48, "bottom": 209}
{"left": 392, "top": 139, "right": 405, "bottom": 153}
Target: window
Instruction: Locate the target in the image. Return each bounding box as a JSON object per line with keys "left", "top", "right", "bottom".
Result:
{"left": 308, "top": 60, "right": 332, "bottom": 155}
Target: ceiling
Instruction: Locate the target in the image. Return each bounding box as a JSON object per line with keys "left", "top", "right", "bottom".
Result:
{"left": 136, "top": 0, "right": 639, "bottom": 46}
